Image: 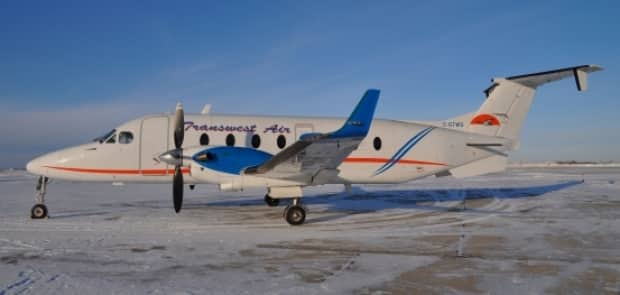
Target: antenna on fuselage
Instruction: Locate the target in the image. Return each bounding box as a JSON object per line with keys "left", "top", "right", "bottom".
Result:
{"left": 201, "top": 104, "right": 211, "bottom": 115}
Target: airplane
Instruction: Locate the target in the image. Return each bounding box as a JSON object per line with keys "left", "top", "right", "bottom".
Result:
{"left": 26, "top": 64, "right": 602, "bottom": 225}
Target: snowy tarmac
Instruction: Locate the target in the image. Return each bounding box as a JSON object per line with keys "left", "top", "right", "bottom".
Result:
{"left": 1, "top": 168, "right": 619, "bottom": 294}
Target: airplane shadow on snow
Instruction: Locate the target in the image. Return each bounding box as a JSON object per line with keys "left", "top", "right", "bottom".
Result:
{"left": 64, "top": 180, "right": 581, "bottom": 223}
{"left": 205, "top": 180, "right": 583, "bottom": 217}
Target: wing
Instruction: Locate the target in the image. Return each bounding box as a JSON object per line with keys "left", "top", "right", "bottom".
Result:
{"left": 243, "top": 89, "right": 380, "bottom": 183}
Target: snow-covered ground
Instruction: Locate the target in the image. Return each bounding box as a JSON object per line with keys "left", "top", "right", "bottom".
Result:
{"left": 1, "top": 168, "right": 619, "bottom": 294}
{"left": 509, "top": 162, "right": 620, "bottom": 168}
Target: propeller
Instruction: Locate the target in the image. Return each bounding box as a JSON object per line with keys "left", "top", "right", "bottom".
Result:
{"left": 173, "top": 103, "right": 184, "bottom": 213}
{"left": 174, "top": 103, "right": 184, "bottom": 150}
{"left": 173, "top": 164, "right": 183, "bottom": 213}
{"left": 159, "top": 103, "right": 185, "bottom": 213}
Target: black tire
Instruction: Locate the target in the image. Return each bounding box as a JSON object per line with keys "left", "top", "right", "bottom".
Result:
{"left": 31, "top": 204, "right": 48, "bottom": 219}
{"left": 264, "top": 194, "right": 279, "bottom": 207}
{"left": 284, "top": 205, "right": 306, "bottom": 226}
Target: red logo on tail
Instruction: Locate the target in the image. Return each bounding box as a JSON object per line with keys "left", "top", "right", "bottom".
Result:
{"left": 470, "top": 114, "right": 500, "bottom": 126}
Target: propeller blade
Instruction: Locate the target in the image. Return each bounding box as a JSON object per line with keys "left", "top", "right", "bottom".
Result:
{"left": 173, "top": 166, "right": 183, "bottom": 213}
{"left": 174, "top": 103, "right": 184, "bottom": 149}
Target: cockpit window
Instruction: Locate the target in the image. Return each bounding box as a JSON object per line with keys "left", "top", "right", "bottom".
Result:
{"left": 119, "top": 131, "right": 134, "bottom": 144}
{"left": 105, "top": 133, "right": 116, "bottom": 144}
{"left": 94, "top": 129, "right": 116, "bottom": 143}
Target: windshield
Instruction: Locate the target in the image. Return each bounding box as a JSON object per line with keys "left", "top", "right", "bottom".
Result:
{"left": 93, "top": 129, "right": 116, "bottom": 143}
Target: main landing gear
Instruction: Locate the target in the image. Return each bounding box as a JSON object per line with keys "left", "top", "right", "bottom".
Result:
{"left": 283, "top": 198, "right": 306, "bottom": 226}
{"left": 265, "top": 188, "right": 307, "bottom": 225}
{"left": 265, "top": 193, "right": 305, "bottom": 225}
{"left": 264, "top": 194, "right": 280, "bottom": 207}
{"left": 31, "top": 176, "right": 49, "bottom": 219}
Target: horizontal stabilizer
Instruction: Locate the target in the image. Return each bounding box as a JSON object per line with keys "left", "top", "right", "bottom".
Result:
{"left": 505, "top": 64, "right": 602, "bottom": 91}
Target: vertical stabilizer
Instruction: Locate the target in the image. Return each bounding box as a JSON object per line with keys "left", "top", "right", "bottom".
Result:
{"left": 468, "top": 78, "right": 535, "bottom": 141}
{"left": 465, "top": 65, "right": 602, "bottom": 146}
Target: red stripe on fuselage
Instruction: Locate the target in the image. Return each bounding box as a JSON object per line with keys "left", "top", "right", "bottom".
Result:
{"left": 44, "top": 157, "right": 447, "bottom": 175}
{"left": 44, "top": 166, "right": 190, "bottom": 175}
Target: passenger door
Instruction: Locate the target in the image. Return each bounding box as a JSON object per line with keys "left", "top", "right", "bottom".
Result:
{"left": 140, "top": 116, "right": 169, "bottom": 175}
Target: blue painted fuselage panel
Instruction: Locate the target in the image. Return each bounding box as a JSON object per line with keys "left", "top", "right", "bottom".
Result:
{"left": 193, "top": 146, "right": 273, "bottom": 175}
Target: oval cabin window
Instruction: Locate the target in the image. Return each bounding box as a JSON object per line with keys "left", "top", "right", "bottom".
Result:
{"left": 200, "top": 133, "right": 210, "bottom": 146}
{"left": 373, "top": 137, "right": 382, "bottom": 151}
{"left": 251, "top": 134, "right": 261, "bottom": 148}
{"left": 277, "top": 135, "right": 286, "bottom": 149}
{"left": 226, "top": 134, "right": 235, "bottom": 146}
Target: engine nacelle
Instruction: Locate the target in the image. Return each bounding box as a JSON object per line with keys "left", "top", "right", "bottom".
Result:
{"left": 190, "top": 164, "right": 303, "bottom": 192}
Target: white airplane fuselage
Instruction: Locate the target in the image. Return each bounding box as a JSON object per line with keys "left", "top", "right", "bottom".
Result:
{"left": 27, "top": 114, "right": 490, "bottom": 187}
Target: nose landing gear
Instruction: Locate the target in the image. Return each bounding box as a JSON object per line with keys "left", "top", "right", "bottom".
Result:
{"left": 31, "top": 204, "right": 48, "bottom": 219}
{"left": 264, "top": 194, "right": 280, "bottom": 207}
{"left": 31, "top": 176, "right": 49, "bottom": 219}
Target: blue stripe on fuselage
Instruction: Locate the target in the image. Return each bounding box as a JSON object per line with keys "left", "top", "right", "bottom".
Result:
{"left": 374, "top": 127, "right": 435, "bottom": 176}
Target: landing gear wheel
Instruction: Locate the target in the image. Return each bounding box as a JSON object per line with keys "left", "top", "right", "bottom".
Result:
{"left": 264, "top": 194, "right": 279, "bottom": 207}
{"left": 284, "top": 205, "right": 306, "bottom": 226}
{"left": 31, "top": 204, "right": 48, "bottom": 219}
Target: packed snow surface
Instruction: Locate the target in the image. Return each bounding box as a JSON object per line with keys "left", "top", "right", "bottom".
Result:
{"left": 1, "top": 168, "right": 619, "bottom": 294}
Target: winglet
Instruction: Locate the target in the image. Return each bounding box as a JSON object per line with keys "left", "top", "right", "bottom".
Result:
{"left": 329, "top": 89, "right": 380, "bottom": 138}
{"left": 573, "top": 65, "right": 603, "bottom": 91}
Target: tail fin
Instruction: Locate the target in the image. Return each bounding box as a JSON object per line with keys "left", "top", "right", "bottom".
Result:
{"left": 465, "top": 65, "right": 602, "bottom": 146}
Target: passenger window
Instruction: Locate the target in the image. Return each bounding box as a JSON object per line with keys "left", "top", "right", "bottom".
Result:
{"left": 200, "top": 133, "right": 210, "bottom": 146}
{"left": 277, "top": 135, "right": 286, "bottom": 149}
{"left": 373, "top": 137, "right": 382, "bottom": 151}
{"left": 119, "top": 132, "right": 134, "bottom": 144}
{"left": 251, "top": 134, "right": 261, "bottom": 148}
{"left": 226, "top": 134, "right": 235, "bottom": 146}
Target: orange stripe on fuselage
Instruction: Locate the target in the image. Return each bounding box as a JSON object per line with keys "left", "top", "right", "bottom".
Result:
{"left": 44, "top": 157, "right": 446, "bottom": 175}
{"left": 44, "top": 166, "right": 190, "bottom": 175}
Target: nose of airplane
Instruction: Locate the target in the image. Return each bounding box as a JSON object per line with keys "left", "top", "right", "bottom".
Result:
{"left": 25, "top": 144, "right": 92, "bottom": 177}
{"left": 26, "top": 156, "right": 44, "bottom": 175}
{"left": 26, "top": 151, "right": 58, "bottom": 176}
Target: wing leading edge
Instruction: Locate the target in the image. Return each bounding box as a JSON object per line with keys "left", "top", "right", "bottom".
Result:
{"left": 243, "top": 89, "right": 380, "bottom": 183}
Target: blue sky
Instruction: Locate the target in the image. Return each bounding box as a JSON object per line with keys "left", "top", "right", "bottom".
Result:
{"left": 1, "top": 0, "right": 618, "bottom": 168}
